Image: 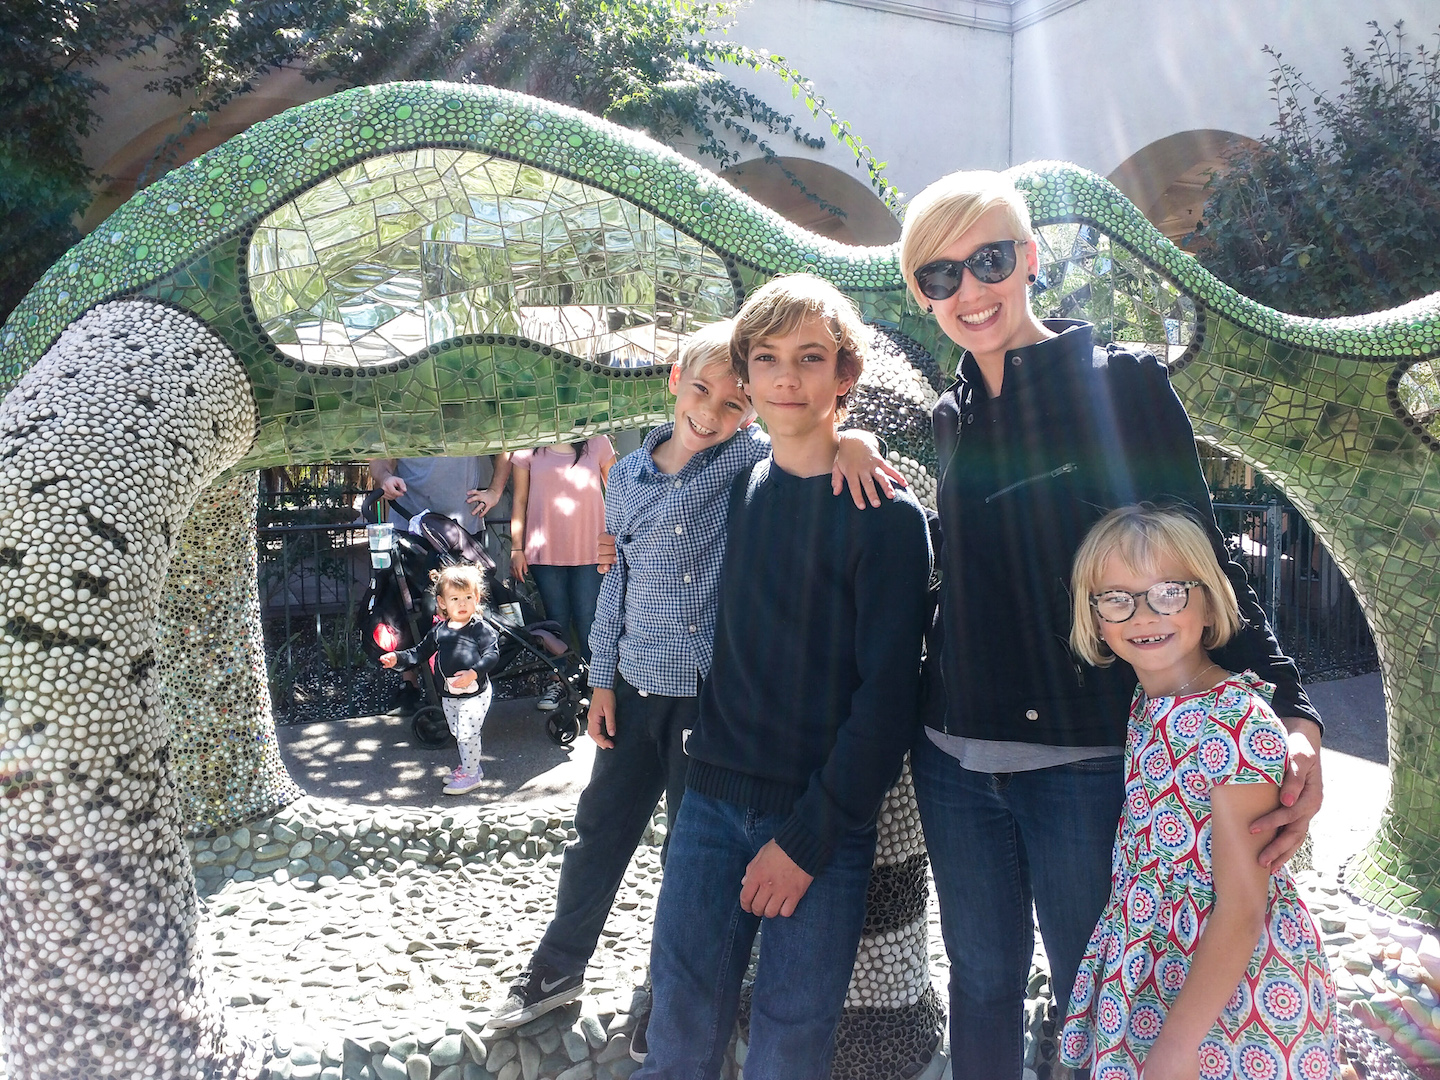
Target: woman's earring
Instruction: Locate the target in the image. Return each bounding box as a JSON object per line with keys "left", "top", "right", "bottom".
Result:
{"left": 926, "top": 304, "right": 933, "bottom": 314}
{"left": 1027, "top": 273, "right": 1037, "bottom": 284}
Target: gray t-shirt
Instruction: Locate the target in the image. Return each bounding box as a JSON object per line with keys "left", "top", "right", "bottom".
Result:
{"left": 393, "top": 456, "right": 510, "bottom": 526}
{"left": 925, "top": 727, "right": 1122, "bottom": 772}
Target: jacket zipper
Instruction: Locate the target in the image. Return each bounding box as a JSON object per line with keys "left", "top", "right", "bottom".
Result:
{"left": 984, "top": 462, "right": 1078, "bottom": 504}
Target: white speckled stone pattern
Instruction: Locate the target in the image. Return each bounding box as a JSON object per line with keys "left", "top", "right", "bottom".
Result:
{"left": 740, "top": 763, "right": 945, "bottom": 1078}
{"left": 0, "top": 301, "right": 262, "bottom": 1078}
{"left": 161, "top": 472, "right": 302, "bottom": 837}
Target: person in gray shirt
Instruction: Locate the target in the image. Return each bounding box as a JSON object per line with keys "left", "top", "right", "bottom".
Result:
{"left": 369, "top": 454, "right": 512, "bottom": 572}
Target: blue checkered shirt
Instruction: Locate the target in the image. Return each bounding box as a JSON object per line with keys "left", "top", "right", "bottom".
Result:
{"left": 587, "top": 422, "right": 769, "bottom": 697}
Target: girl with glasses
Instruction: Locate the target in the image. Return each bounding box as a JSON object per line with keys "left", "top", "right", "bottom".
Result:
{"left": 897, "top": 169, "right": 1326, "bottom": 1080}
{"left": 1061, "top": 503, "right": 1339, "bottom": 1080}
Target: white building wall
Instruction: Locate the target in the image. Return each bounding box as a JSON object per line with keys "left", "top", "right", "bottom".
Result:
{"left": 718, "top": 0, "right": 1013, "bottom": 200}
{"left": 725, "top": 0, "right": 1433, "bottom": 195}
{"left": 1010, "top": 0, "right": 1430, "bottom": 175}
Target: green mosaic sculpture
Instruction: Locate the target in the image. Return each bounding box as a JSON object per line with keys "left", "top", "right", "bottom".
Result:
{"left": 3, "top": 80, "right": 1440, "bottom": 1078}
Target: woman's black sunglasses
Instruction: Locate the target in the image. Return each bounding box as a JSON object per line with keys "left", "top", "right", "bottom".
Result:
{"left": 913, "top": 240, "right": 1022, "bottom": 301}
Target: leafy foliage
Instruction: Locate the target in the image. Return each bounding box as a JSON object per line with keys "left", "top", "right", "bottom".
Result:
{"left": 0, "top": 2, "right": 174, "bottom": 320}
{"left": 1, "top": 0, "right": 899, "bottom": 325}
{"left": 139, "top": 0, "right": 899, "bottom": 206}
{"left": 1188, "top": 21, "right": 1440, "bottom": 317}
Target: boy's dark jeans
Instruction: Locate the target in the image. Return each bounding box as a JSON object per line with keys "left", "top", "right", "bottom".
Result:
{"left": 533, "top": 672, "right": 694, "bottom": 977}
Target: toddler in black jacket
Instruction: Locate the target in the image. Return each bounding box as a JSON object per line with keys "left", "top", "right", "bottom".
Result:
{"left": 380, "top": 564, "right": 499, "bottom": 794}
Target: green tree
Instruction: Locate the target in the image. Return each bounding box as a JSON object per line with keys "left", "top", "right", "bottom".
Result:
{"left": 0, "top": 0, "right": 897, "bottom": 325}
{"left": 1187, "top": 20, "right": 1440, "bottom": 318}
{"left": 0, "top": 2, "right": 175, "bottom": 322}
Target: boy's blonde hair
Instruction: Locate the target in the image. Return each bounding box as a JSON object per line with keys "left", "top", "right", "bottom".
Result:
{"left": 675, "top": 319, "right": 739, "bottom": 379}
{"left": 1070, "top": 503, "right": 1242, "bottom": 668}
{"left": 730, "top": 274, "right": 869, "bottom": 417}
{"left": 899, "top": 170, "right": 1035, "bottom": 308}
{"left": 429, "top": 563, "right": 488, "bottom": 610}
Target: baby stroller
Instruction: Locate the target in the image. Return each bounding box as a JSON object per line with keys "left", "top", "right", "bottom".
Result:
{"left": 358, "top": 496, "right": 587, "bottom": 748}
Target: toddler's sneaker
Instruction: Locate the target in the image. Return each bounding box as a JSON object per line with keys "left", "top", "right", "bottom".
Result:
{"left": 443, "top": 768, "right": 484, "bottom": 794}
{"left": 487, "top": 960, "right": 584, "bottom": 1028}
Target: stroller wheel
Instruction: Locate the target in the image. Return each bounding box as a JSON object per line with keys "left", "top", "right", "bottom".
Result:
{"left": 546, "top": 709, "right": 580, "bottom": 747}
{"left": 411, "top": 705, "right": 451, "bottom": 748}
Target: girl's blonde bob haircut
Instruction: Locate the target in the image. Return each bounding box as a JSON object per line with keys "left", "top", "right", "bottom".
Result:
{"left": 899, "top": 170, "right": 1035, "bottom": 308}
{"left": 1070, "top": 503, "right": 1243, "bottom": 668}
{"left": 429, "top": 563, "right": 488, "bottom": 607}
{"left": 730, "top": 273, "right": 870, "bottom": 418}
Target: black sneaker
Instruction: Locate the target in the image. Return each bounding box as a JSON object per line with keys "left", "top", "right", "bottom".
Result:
{"left": 487, "top": 962, "right": 584, "bottom": 1029}
{"left": 629, "top": 998, "right": 650, "bottom": 1063}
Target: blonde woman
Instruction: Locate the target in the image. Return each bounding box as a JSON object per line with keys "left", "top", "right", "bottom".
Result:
{"left": 899, "top": 171, "right": 1326, "bottom": 1079}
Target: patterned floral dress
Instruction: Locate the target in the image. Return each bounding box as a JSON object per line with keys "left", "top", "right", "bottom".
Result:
{"left": 1059, "top": 671, "right": 1339, "bottom": 1080}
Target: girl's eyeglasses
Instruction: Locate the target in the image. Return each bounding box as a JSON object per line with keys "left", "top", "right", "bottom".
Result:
{"left": 913, "top": 240, "right": 1022, "bottom": 301}
{"left": 1089, "top": 580, "right": 1203, "bottom": 623}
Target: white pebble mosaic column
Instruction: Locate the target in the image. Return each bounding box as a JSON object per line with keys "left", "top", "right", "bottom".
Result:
{"left": 160, "top": 473, "right": 302, "bottom": 837}
{"left": 833, "top": 762, "right": 946, "bottom": 1077}
{"left": 0, "top": 301, "right": 262, "bottom": 1079}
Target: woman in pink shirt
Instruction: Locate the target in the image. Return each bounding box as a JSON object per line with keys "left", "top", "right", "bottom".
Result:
{"left": 511, "top": 438, "right": 617, "bottom": 705}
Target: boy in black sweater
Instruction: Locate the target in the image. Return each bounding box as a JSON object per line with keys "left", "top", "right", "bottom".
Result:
{"left": 633, "top": 275, "right": 932, "bottom": 1080}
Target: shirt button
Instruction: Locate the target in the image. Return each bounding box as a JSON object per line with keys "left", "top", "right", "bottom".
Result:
{"left": 675, "top": 525, "right": 684, "bottom": 534}
{"left": 673, "top": 479, "right": 683, "bottom": 488}
{"left": 1025, "top": 709, "right": 1039, "bottom": 720}
{"left": 683, "top": 574, "right": 692, "bottom": 583}
{"left": 1011, "top": 356, "right": 1022, "bottom": 366}
{"left": 688, "top": 625, "right": 697, "bottom": 633}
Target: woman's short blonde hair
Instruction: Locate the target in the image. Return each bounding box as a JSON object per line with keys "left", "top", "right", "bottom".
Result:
{"left": 1070, "top": 503, "right": 1243, "bottom": 668}
{"left": 730, "top": 274, "right": 870, "bottom": 417}
{"left": 899, "top": 170, "right": 1035, "bottom": 307}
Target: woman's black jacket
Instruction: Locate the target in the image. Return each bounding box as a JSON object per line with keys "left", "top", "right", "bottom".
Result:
{"left": 923, "top": 320, "right": 1318, "bottom": 747}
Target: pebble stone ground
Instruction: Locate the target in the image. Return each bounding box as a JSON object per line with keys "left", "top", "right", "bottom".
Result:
{"left": 187, "top": 793, "right": 978, "bottom": 1080}
{"left": 1, "top": 785, "right": 1428, "bottom": 1080}
{"left": 1, "top": 675, "right": 1427, "bottom": 1079}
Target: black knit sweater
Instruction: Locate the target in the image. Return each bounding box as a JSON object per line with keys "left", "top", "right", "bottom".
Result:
{"left": 687, "top": 458, "right": 932, "bottom": 876}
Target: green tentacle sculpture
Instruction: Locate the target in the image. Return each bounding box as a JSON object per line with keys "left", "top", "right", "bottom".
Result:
{"left": 2, "top": 81, "right": 1437, "bottom": 1079}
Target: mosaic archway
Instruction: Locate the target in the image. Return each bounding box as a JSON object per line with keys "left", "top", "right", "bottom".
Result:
{"left": 1, "top": 82, "right": 1439, "bottom": 1078}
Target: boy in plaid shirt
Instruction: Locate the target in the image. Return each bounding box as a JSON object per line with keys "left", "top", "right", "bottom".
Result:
{"left": 489, "top": 319, "right": 901, "bottom": 1040}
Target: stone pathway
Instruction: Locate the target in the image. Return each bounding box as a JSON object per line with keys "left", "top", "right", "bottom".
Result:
{"left": 189, "top": 793, "right": 1437, "bottom": 1080}
{"left": 186, "top": 793, "right": 967, "bottom": 1080}
{"left": 0, "top": 784, "right": 1428, "bottom": 1079}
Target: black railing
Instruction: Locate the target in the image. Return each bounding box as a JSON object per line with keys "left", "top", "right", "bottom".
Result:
{"left": 258, "top": 521, "right": 395, "bottom": 724}
{"left": 254, "top": 505, "right": 1377, "bottom": 724}
{"left": 1212, "top": 502, "right": 1377, "bottom": 681}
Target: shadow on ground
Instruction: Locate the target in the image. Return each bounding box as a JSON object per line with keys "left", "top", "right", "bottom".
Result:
{"left": 277, "top": 674, "right": 1390, "bottom": 875}
{"left": 277, "top": 695, "right": 597, "bottom": 808}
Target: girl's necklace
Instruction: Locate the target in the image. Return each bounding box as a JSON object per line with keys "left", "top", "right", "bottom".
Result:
{"left": 1143, "top": 663, "right": 1223, "bottom": 708}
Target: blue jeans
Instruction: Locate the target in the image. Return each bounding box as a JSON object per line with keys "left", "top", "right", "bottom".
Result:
{"left": 533, "top": 674, "right": 693, "bottom": 976}
{"left": 911, "top": 734, "right": 1123, "bottom": 1080}
{"left": 636, "top": 790, "right": 876, "bottom": 1080}
{"left": 530, "top": 563, "right": 603, "bottom": 661}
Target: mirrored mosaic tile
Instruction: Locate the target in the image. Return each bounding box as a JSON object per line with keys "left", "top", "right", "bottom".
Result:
{"left": 1033, "top": 222, "right": 1197, "bottom": 364}
{"left": 246, "top": 150, "right": 736, "bottom": 371}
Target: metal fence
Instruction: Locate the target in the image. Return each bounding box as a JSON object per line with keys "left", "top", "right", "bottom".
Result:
{"left": 258, "top": 520, "right": 390, "bottom": 724}
{"left": 254, "top": 503, "right": 1377, "bottom": 725}
{"left": 1212, "top": 502, "right": 1377, "bottom": 680}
